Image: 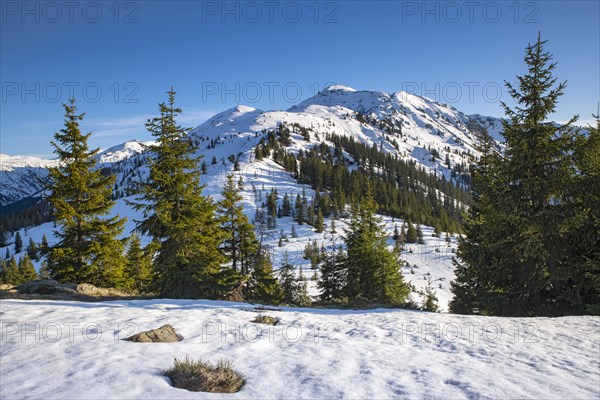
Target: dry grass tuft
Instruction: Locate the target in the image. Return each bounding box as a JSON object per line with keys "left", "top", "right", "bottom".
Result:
{"left": 251, "top": 315, "right": 279, "bottom": 325}
{"left": 164, "top": 356, "right": 244, "bottom": 393}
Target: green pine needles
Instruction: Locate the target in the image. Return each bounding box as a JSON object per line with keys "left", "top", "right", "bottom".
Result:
{"left": 318, "top": 184, "right": 410, "bottom": 306}
{"left": 47, "top": 99, "right": 126, "bottom": 287}
{"left": 450, "top": 34, "right": 600, "bottom": 316}
{"left": 130, "top": 88, "right": 227, "bottom": 299}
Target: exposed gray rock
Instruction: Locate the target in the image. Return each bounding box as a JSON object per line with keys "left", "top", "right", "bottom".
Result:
{"left": 125, "top": 324, "right": 183, "bottom": 343}
{"left": 14, "top": 279, "right": 77, "bottom": 295}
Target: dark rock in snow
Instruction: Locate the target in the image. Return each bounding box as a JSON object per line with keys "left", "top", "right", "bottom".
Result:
{"left": 14, "top": 279, "right": 77, "bottom": 295}
{"left": 125, "top": 324, "right": 183, "bottom": 343}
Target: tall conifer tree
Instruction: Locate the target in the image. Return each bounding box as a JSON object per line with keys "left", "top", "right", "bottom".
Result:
{"left": 123, "top": 234, "right": 153, "bottom": 293}
{"left": 218, "top": 175, "right": 258, "bottom": 275}
{"left": 18, "top": 255, "right": 37, "bottom": 283}
{"left": 451, "top": 35, "right": 593, "bottom": 316}
{"left": 131, "top": 88, "right": 227, "bottom": 298}
{"left": 343, "top": 184, "right": 409, "bottom": 304}
{"left": 47, "top": 100, "right": 126, "bottom": 287}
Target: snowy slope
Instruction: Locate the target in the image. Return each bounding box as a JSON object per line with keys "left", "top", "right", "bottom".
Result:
{"left": 0, "top": 298, "right": 598, "bottom": 399}
{"left": 7, "top": 152, "right": 459, "bottom": 311}
{"left": 468, "top": 113, "right": 506, "bottom": 142}
{"left": 0, "top": 155, "right": 58, "bottom": 204}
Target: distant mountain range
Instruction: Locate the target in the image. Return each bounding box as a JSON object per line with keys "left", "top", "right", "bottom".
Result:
{"left": 0, "top": 85, "right": 505, "bottom": 207}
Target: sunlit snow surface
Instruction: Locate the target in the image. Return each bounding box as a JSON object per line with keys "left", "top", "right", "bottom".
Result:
{"left": 0, "top": 299, "right": 598, "bottom": 399}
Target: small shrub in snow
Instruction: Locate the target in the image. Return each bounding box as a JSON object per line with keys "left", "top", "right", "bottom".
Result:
{"left": 164, "top": 356, "right": 244, "bottom": 393}
{"left": 252, "top": 315, "right": 279, "bottom": 325}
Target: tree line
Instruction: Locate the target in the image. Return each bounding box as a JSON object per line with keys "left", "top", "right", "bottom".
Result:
{"left": 254, "top": 121, "right": 470, "bottom": 233}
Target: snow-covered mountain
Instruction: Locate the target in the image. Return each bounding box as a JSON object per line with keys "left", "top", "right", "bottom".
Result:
{"left": 193, "top": 85, "right": 484, "bottom": 179}
{"left": 468, "top": 113, "right": 505, "bottom": 142}
{"left": 0, "top": 140, "right": 153, "bottom": 205}
{"left": 1, "top": 86, "right": 508, "bottom": 310}
{"left": 96, "top": 140, "right": 156, "bottom": 164}
{"left": 0, "top": 155, "right": 58, "bottom": 205}
{"left": 1, "top": 85, "right": 499, "bottom": 207}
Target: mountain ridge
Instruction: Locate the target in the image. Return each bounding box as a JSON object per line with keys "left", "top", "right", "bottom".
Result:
{"left": 1, "top": 85, "right": 503, "bottom": 208}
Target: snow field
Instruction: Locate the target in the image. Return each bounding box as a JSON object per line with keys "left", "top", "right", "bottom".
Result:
{"left": 1, "top": 299, "right": 598, "bottom": 399}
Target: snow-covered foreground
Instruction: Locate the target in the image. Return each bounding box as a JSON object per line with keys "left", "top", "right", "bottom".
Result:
{"left": 1, "top": 299, "right": 598, "bottom": 399}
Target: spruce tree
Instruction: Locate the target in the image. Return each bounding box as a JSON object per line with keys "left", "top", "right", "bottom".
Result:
{"left": 218, "top": 175, "right": 258, "bottom": 276}
{"left": 18, "top": 255, "right": 37, "bottom": 283}
{"left": 450, "top": 130, "right": 500, "bottom": 315}
{"left": 40, "top": 234, "right": 49, "bottom": 256}
{"left": 245, "top": 248, "right": 283, "bottom": 305}
{"left": 406, "top": 220, "right": 418, "bottom": 243}
{"left": 295, "top": 194, "right": 304, "bottom": 224}
{"left": 498, "top": 34, "right": 578, "bottom": 315}
{"left": 3, "top": 256, "right": 21, "bottom": 285}
{"left": 279, "top": 250, "right": 299, "bottom": 305}
{"left": 421, "top": 277, "right": 439, "bottom": 312}
{"left": 131, "top": 88, "right": 227, "bottom": 299}
{"left": 281, "top": 194, "right": 292, "bottom": 217}
{"left": 314, "top": 209, "right": 324, "bottom": 233}
{"left": 38, "top": 261, "right": 51, "bottom": 280}
{"left": 297, "top": 268, "right": 312, "bottom": 307}
{"left": 123, "top": 234, "right": 153, "bottom": 293}
{"left": 27, "top": 238, "right": 38, "bottom": 261}
{"left": 0, "top": 221, "right": 6, "bottom": 248}
{"left": 307, "top": 203, "right": 315, "bottom": 227}
{"left": 343, "top": 184, "right": 409, "bottom": 304}
{"left": 564, "top": 114, "right": 600, "bottom": 314}
{"left": 393, "top": 225, "right": 400, "bottom": 241}
{"left": 451, "top": 35, "right": 587, "bottom": 316}
{"left": 303, "top": 240, "right": 320, "bottom": 269}
{"left": 14, "top": 232, "right": 22, "bottom": 254}
{"left": 401, "top": 222, "right": 407, "bottom": 242}
{"left": 394, "top": 223, "right": 406, "bottom": 251}
{"left": 416, "top": 224, "right": 424, "bottom": 244}
{"left": 0, "top": 258, "right": 5, "bottom": 284}
{"left": 266, "top": 189, "right": 278, "bottom": 229}
{"left": 318, "top": 245, "right": 347, "bottom": 301}
{"left": 433, "top": 223, "right": 441, "bottom": 238}
{"left": 47, "top": 100, "right": 126, "bottom": 287}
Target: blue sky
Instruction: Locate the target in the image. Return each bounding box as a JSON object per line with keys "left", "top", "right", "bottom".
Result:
{"left": 1, "top": 0, "right": 598, "bottom": 156}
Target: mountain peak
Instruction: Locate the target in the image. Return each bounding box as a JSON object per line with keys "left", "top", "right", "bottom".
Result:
{"left": 0, "top": 153, "right": 58, "bottom": 171}
{"left": 232, "top": 105, "right": 259, "bottom": 114}
{"left": 215, "top": 105, "right": 262, "bottom": 120}
{"left": 323, "top": 84, "right": 357, "bottom": 93}
{"left": 97, "top": 140, "right": 154, "bottom": 164}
